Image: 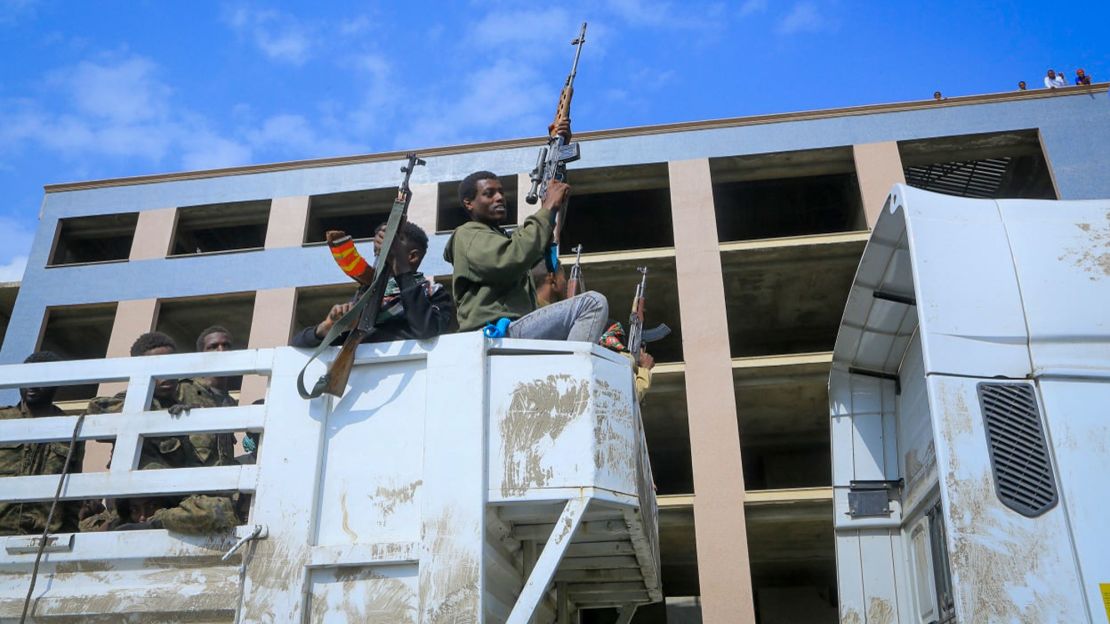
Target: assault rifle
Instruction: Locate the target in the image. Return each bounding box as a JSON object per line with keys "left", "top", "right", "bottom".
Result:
{"left": 526, "top": 21, "right": 586, "bottom": 272}
{"left": 565, "top": 244, "right": 585, "bottom": 299}
{"left": 297, "top": 154, "right": 426, "bottom": 399}
{"left": 627, "top": 267, "right": 672, "bottom": 358}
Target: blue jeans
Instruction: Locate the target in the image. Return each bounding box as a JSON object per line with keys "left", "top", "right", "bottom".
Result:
{"left": 507, "top": 292, "right": 609, "bottom": 343}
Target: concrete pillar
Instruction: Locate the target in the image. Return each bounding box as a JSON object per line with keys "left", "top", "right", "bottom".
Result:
{"left": 129, "top": 207, "right": 177, "bottom": 260}
{"left": 86, "top": 298, "right": 161, "bottom": 472}
{"left": 265, "top": 196, "right": 310, "bottom": 249}
{"left": 852, "top": 142, "right": 906, "bottom": 228}
{"left": 668, "top": 158, "right": 756, "bottom": 623}
{"left": 240, "top": 287, "right": 298, "bottom": 405}
{"left": 407, "top": 182, "right": 439, "bottom": 234}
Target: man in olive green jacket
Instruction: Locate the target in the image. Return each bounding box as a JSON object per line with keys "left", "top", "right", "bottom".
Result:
{"left": 444, "top": 170, "right": 608, "bottom": 342}
{"left": 0, "top": 351, "right": 84, "bottom": 535}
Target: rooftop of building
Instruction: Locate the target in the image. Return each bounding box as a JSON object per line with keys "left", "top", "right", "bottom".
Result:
{"left": 43, "top": 83, "right": 1107, "bottom": 193}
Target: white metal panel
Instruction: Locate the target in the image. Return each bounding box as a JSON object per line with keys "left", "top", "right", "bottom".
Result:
{"left": 314, "top": 358, "right": 426, "bottom": 547}
{"left": 834, "top": 531, "right": 868, "bottom": 624}
{"left": 1038, "top": 378, "right": 1110, "bottom": 620}
{"left": 307, "top": 563, "right": 419, "bottom": 623}
{"left": 998, "top": 198, "right": 1110, "bottom": 373}
{"left": 926, "top": 375, "right": 1087, "bottom": 623}
{"left": 856, "top": 529, "right": 901, "bottom": 624}
{"left": 240, "top": 346, "right": 330, "bottom": 623}
{"left": 896, "top": 335, "right": 937, "bottom": 517}
{"left": 487, "top": 352, "right": 638, "bottom": 504}
{"left": 418, "top": 332, "right": 487, "bottom": 624}
{"left": 895, "top": 186, "right": 1033, "bottom": 379}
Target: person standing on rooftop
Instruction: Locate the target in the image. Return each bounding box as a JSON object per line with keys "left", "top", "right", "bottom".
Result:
{"left": 1075, "top": 68, "right": 1091, "bottom": 85}
{"left": 1044, "top": 69, "right": 1066, "bottom": 88}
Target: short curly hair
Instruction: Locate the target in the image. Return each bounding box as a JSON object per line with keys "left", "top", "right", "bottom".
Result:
{"left": 24, "top": 351, "right": 62, "bottom": 364}
{"left": 130, "top": 331, "right": 177, "bottom": 357}
{"left": 457, "top": 170, "right": 499, "bottom": 207}
{"left": 195, "top": 325, "right": 232, "bottom": 352}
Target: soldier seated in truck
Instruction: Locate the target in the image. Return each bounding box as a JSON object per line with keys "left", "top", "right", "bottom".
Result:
{"left": 443, "top": 157, "right": 609, "bottom": 342}
{"left": 0, "top": 351, "right": 85, "bottom": 536}
{"left": 80, "top": 489, "right": 238, "bottom": 534}
{"left": 87, "top": 331, "right": 236, "bottom": 469}
{"left": 292, "top": 221, "right": 456, "bottom": 348}
{"left": 194, "top": 325, "right": 239, "bottom": 407}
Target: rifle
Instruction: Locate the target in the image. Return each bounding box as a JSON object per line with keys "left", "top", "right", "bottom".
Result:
{"left": 526, "top": 21, "right": 586, "bottom": 272}
{"left": 297, "top": 154, "right": 426, "bottom": 399}
{"left": 565, "top": 244, "right": 584, "bottom": 299}
{"left": 627, "top": 267, "right": 672, "bottom": 359}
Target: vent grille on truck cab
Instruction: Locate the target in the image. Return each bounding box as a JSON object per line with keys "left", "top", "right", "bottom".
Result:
{"left": 976, "top": 383, "right": 1058, "bottom": 517}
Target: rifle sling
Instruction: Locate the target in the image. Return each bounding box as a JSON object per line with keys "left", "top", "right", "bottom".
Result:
{"left": 296, "top": 195, "right": 408, "bottom": 399}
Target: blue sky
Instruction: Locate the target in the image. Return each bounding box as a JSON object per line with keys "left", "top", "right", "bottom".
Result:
{"left": 1, "top": 0, "right": 1106, "bottom": 281}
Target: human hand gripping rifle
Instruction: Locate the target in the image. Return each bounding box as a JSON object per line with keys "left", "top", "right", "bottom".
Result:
{"left": 565, "top": 244, "right": 585, "bottom": 299}
{"left": 297, "top": 154, "right": 426, "bottom": 399}
{"left": 526, "top": 22, "right": 586, "bottom": 272}
{"left": 627, "top": 267, "right": 672, "bottom": 360}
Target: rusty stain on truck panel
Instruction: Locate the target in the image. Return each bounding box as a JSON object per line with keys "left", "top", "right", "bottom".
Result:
{"left": 421, "top": 507, "right": 480, "bottom": 624}
{"left": 1058, "top": 212, "right": 1110, "bottom": 279}
{"left": 592, "top": 378, "right": 635, "bottom": 481}
{"left": 935, "top": 380, "right": 1076, "bottom": 623}
{"left": 500, "top": 374, "right": 590, "bottom": 497}
{"left": 373, "top": 479, "right": 423, "bottom": 520}
{"left": 867, "top": 596, "right": 894, "bottom": 624}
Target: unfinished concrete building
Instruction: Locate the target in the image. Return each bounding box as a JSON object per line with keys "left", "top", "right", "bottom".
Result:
{"left": 2, "top": 84, "right": 1108, "bottom": 623}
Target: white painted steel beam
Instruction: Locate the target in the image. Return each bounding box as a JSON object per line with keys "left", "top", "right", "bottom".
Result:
{"left": 0, "top": 466, "right": 258, "bottom": 502}
{"left": 508, "top": 496, "right": 590, "bottom": 624}
{"left": 0, "top": 405, "right": 266, "bottom": 444}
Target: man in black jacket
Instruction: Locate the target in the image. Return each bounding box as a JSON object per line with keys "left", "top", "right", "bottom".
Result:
{"left": 292, "top": 221, "right": 456, "bottom": 347}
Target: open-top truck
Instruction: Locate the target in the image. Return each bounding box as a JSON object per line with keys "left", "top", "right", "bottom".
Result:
{"left": 0, "top": 333, "right": 661, "bottom": 622}
{"left": 830, "top": 185, "right": 1110, "bottom": 623}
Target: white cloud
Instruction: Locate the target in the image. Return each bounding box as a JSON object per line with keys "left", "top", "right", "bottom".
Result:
{"left": 0, "top": 256, "right": 27, "bottom": 282}
{"left": 0, "top": 214, "right": 35, "bottom": 282}
{"left": 470, "top": 8, "right": 572, "bottom": 48}
{"left": 603, "top": 0, "right": 723, "bottom": 29}
{"left": 58, "top": 57, "right": 170, "bottom": 123}
{"left": 777, "top": 2, "right": 827, "bottom": 35}
{"left": 246, "top": 113, "right": 364, "bottom": 158}
{"left": 223, "top": 7, "right": 313, "bottom": 65}
{"left": 739, "top": 0, "right": 767, "bottom": 17}
{"left": 0, "top": 51, "right": 380, "bottom": 173}
{"left": 394, "top": 58, "right": 550, "bottom": 149}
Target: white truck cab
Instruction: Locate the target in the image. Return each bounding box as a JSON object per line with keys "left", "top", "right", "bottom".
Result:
{"left": 830, "top": 185, "right": 1110, "bottom": 623}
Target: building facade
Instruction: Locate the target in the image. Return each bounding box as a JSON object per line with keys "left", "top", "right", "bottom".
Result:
{"left": 2, "top": 84, "right": 1108, "bottom": 623}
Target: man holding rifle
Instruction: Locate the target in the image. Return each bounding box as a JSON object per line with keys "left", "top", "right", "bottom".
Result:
{"left": 292, "top": 221, "right": 455, "bottom": 349}
{"left": 444, "top": 160, "right": 608, "bottom": 343}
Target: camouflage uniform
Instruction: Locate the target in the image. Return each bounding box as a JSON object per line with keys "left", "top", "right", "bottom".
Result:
{"left": 86, "top": 378, "right": 237, "bottom": 470}
{"left": 79, "top": 495, "right": 237, "bottom": 535}
{"left": 0, "top": 403, "right": 85, "bottom": 535}
{"left": 82, "top": 378, "right": 240, "bottom": 533}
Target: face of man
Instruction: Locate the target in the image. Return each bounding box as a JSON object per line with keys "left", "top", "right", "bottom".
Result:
{"left": 201, "top": 332, "right": 232, "bottom": 352}
{"left": 1047, "top": 69, "right": 1056, "bottom": 78}
{"left": 20, "top": 385, "right": 57, "bottom": 408}
{"left": 145, "top": 345, "right": 179, "bottom": 400}
{"left": 464, "top": 178, "right": 507, "bottom": 226}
